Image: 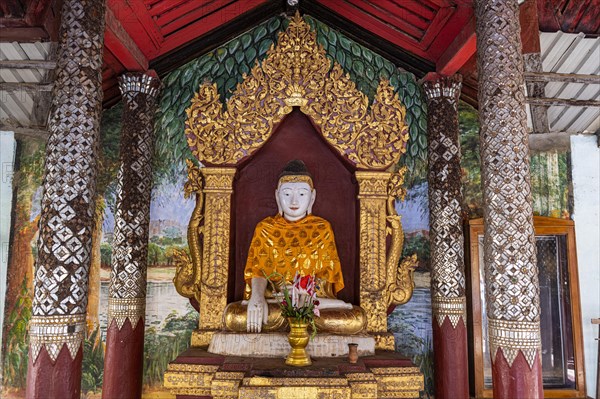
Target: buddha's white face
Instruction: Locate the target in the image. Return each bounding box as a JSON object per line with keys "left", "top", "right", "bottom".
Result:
{"left": 276, "top": 182, "right": 316, "bottom": 222}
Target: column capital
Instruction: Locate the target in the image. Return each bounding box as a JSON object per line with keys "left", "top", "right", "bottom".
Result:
{"left": 422, "top": 73, "right": 462, "bottom": 102}
{"left": 118, "top": 72, "right": 161, "bottom": 98}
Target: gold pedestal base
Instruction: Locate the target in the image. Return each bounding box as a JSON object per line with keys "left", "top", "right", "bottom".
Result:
{"left": 164, "top": 348, "right": 424, "bottom": 399}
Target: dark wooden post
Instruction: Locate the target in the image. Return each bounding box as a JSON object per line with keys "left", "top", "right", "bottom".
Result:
{"left": 474, "top": 0, "right": 543, "bottom": 397}
{"left": 26, "top": 0, "right": 105, "bottom": 398}
{"left": 423, "top": 74, "right": 469, "bottom": 399}
{"left": 101, "top": 72, "right": 161, "bottom": 399}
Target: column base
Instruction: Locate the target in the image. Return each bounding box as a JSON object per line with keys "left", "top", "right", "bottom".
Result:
{"left": 26, "top": 344, "right": 83, "bottom": 399}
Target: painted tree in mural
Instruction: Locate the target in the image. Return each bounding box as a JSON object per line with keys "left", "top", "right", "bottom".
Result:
{"left": 1, "top": 106, "right": 122, "bottom": 394}
{"left": 2, "top": 140, "right": 43, "bottom": 389}
{"left": 459, "top": 102, "right": 484, "bottom": 217}
{"left": 86, "top": 103, "right": 122, "bottom": 334}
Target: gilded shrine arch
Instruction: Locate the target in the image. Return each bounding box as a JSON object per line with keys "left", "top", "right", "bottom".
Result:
{"left": 173, "top": 14, "right": 418, "bottom": 349}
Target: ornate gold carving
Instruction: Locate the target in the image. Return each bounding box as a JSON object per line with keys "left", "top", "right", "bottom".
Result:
{"left": 372, "top": 333, "right": 396, "bottom": 351}
{"left": 368, "top": 367, "right": 423, "bottom": 399}
{"left": 244, "top": 377, "right": 349, "bottom": 386}
{"left": 174, "top": 159, "right": 204, "bottom": 300}
{"left": 357, "top": 172, "right": 389, "bottom": 294}
{"left": 196, "top": 168, "right": 236, "bottom": 335}
{"left": 29, "top": 314, "right": 86, "bottom": 362}
{"left": 165, "top": 359, "right": 423, "bottom": 399}
{"left": 212, "top": 372, "right": 245, "bottom": 399}
{"left": 191, "top": 329, "right": 216, "bottom": 347}
{"left": 488, "top": 318, "right": 541, "bottom": 368}
{"left": 385, "top": 168, "right": 417, "bottom": 308}
{"left": 370, "top": 367, "right": 421, "bottom": 375}
{"left": 356, "top": 172, "right": 389, "bottom": 337}
{"left": 431, "top": 296, "right": 467, "bottom": 329}
{"left": 185, "top": 13, "right": 408, "bottom": 169}
{"left": 107, "top": 297, "right": 146, "bottom": 330}
{"left": 167, "top": 363, "right": 220, "bottom": 373}
{"left": 356, "top": 171, "right": 416, "bottom": 343}
{"left": 346, "top": 373, "right": 378, "bottom": 399}
{"left": 164, "top": 362, "right": 217, "bottom": 396}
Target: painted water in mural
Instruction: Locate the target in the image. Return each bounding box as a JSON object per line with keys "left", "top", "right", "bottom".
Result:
{"left": 1, "top": 15, "right": 572, "bottom": 399}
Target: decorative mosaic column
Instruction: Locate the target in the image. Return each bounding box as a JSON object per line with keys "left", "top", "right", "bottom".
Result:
{"left": 102, "top": 72, "right": 161, "bottom": 399}
{"left": 191, "top": 167, "right": 236, "bottom": 347}
{"left": 475, "top": 1, "right": 543, "bottom": 398}
{"left": 356, "top": 171, "right": 395, "bottom": 350}
{"left": 422, "top": 74, "right": 469, "bottom": 399}
{"left": 25, "top": 0, "right": 105, "bottom": 398}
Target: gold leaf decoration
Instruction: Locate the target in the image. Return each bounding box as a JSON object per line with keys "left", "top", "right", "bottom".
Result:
{"left": 185, "top": 13, "right": 409, "bottom": 169}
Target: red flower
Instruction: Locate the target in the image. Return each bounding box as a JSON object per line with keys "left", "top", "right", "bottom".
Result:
{"left": 314, "top": 300, "right": 320, "bottom": 306}
{"left": 299, "top": 275, "right": 311, "bottom": 290}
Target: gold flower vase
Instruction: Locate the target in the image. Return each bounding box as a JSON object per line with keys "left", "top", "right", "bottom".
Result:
{"left": 285, "top": 318, "right": 312, "bottom": 367}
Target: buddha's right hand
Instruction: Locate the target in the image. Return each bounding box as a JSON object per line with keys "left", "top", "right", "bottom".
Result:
{"left": 247, "top": 277, "right": 269, "bottom": 332}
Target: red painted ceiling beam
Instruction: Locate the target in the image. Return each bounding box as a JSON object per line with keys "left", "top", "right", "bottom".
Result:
{"left": 156, "top": 0, "right": 237, "bottom": 35}
{"left": 157, "top": 0, "right": 266, "bottom": 57}
{"left": 436, "top": 14, "right": 476, "bottom": 75}
{"left": 316, "top": 0, "right": 431, "bottom": 60}
{"left": 520, "top": 0, "right": 541, "bottom": 54}
{"left": 344, "top": 0, "right": 426, "bottom": 41}
{"left": 436, "top": 0, "right": 538, "bottom": 76}
{"left": 108, "top": 0, "right": 162, "bottom": 59}
{"left": 105, "top": 4, "right": 149, "bottom": 71}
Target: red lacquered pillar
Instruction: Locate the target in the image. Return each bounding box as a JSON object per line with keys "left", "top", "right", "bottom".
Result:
{"left": 25, "top": 1, "right": 106, "bottom": 398}
{"left": 101, "top": 72, "right": 161, "bottom": 399}
{"left": 423, "top": 74, "right": 469, "bottom": 399}
{"left": 475, "top": 0, "right": 543, "bottom": 397}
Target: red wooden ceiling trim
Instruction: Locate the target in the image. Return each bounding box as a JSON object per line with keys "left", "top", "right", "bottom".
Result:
{"left": 380, "top": 1, "right": 431, "bottom": 31}
{"left": 423, "top": 0, "right": 452, "bottom": 9}
{"left": 158, "top": 0, "right": 236, "bottom": 37}
{"left": 389, "top": 0, "right": 436, "bottom": 20}
{"left": 103, "top": 83, "right": 122, "bottom": 107}
{"left": 316, "top": 0, "right": 431, "bottom": 59}
{"left": 156, "top": 0, "right": 267, "bottom": 57}
{"left": 419, "top": 5, "right": 453, "bottom": 50}
{"left": 520, "top": 0, "right": 541, "bottom": 54}
{"left": 102, "top": 49, "right": 125, "bottom": 78}
{"left": 105, "top": 5, "right": 149, "bottom": 71}
{"left": 344, "top": 0, "right": 425, "bottom": 40}
{"left": 435, "top": 16, "right": 476, "bottom": 75}
{"left": 102, "top": 67, "right": 114, "bottom": 84}
{"left": 0, "top": 26, "right": 48, "bottom": 41}
{"left": 426, "top": 5, "right": 472, "bottom": 60}
{"left": 536, "top": 0, "right": 561, "bottom": 31}
{"left": 109, "top": 0, "right": 163, "bottom": 59}
{"left": 147, "top": 0, "right": 189, "bottom": 17}
{"left": 562, "top": 0, "right": 600, "bottom": 33}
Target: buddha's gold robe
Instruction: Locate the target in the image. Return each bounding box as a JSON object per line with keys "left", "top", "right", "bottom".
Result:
{"left": 224, "top": 214, "right": 366, "bottom": 334}
{"left": 244, "top": 214, "right": 345, "bottom": 294}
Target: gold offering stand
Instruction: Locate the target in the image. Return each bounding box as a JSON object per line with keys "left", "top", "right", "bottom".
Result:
{"left": 166, "top": 14, "right": 424, "bottom": 398}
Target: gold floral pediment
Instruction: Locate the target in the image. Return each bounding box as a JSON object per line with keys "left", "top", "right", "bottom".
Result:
{"left": 185, "top": 13, "right": 409, "bottom": 170}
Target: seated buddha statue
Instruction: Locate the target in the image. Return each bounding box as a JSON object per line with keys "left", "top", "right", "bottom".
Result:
{"left": 223, "top": 160, "right": 366, "bottom": 335}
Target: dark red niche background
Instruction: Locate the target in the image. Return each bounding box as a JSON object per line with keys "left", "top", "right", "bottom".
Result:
{"left": 232, "top": 108, "right": 358, "bottom": 304}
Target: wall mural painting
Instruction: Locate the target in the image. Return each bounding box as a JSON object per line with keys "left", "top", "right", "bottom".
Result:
{"left": 1, "top": 15, "right": 571, "bottom": 399}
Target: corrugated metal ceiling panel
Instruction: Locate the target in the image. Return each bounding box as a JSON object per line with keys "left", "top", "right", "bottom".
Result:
{"left": 0, "top": 42, "right": 53, "bottom": 128}
{"left": 540, "top": 32, "right": 600, "bottom": 134}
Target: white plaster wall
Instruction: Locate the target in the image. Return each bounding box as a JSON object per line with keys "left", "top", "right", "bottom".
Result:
{"left": 571, "top": 134, "right": 600, "bottom": 398}
{"left": 0, "top": 130, "right": 16, "bottom": 379}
